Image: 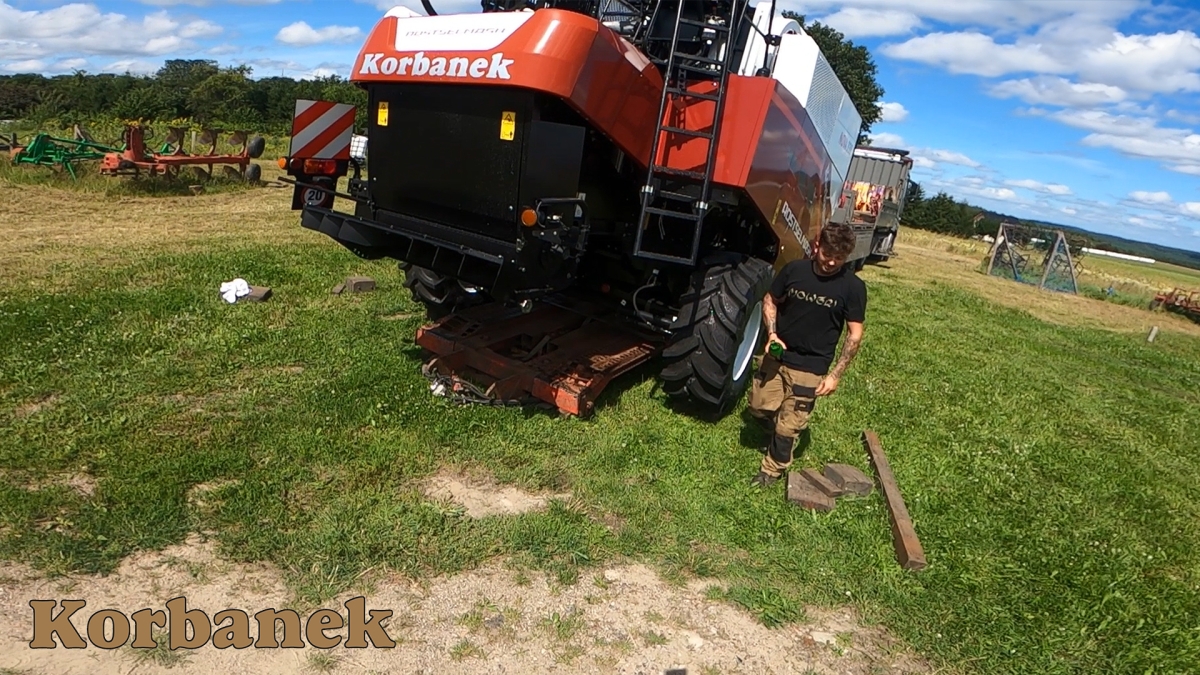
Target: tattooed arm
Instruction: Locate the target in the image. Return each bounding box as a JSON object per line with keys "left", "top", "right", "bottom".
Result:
{"left": 763, "top": 292, "right": 785, "bottom": 352}
{"left": 817, "top": 321, "right": 863, "bottom": 396}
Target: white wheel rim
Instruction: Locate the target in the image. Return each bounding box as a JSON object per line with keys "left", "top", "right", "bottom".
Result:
{"left": 733, "top": 300, "right": 763, "bottom": 382}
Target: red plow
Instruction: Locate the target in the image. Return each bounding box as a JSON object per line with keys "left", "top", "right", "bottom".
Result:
{"left": 99, "top": 123, "right": 265, "bottom": 182}
{"left": 1150, "top": 287, "right": 1200, "bottom": 322}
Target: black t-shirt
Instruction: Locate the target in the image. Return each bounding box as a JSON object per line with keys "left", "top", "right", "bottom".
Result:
{"left": 769, "top": 260, "right": 867, "bottom": 375}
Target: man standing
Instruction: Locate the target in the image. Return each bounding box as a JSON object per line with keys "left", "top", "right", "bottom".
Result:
{"left": 748, "top": 222, "right": 867, "bottom": 487}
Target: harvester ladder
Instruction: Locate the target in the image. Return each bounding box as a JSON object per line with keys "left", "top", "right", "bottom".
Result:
{"left": 633, "top": 0, "right": 749, "bottom": 266}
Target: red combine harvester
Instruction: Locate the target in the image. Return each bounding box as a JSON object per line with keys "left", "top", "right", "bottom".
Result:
{"left": 280, "top": 0, "right": 863, "bottom": 418}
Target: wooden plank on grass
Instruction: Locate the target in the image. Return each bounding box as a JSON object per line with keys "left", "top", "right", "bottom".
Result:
{"left": 863, "top": 429, "right": 927, "bottom": 571}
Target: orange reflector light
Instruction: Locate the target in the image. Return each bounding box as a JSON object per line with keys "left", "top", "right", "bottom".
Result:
{"left": 520, "top": 208, "right": 538, "bottom": 227}
{"left": 303, "top": 158, "right": 337, "bottom": 175}
{"left": 277, "top": 157, "right": 287, "bottom": 169}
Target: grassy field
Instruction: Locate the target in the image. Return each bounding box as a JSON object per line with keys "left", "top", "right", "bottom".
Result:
{"left": 2, "top": 168, "right": 1200, "bottom": 674}
{"left": 899, "top": 229, "right": 1200, "bottom": 313}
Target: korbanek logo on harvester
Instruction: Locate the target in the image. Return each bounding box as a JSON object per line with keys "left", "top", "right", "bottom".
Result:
{"left": 359, "top": 52, "right": 515, "bottom": 79}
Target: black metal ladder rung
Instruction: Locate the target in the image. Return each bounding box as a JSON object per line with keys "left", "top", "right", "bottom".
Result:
{"left": 659, "top": 189, "right": 698, "bottom": 202}
{"left": 677, "top": 62, "right": 718, "bottom": 75}
{"left": 661, "top": 125, "right": 713, "bottom": 139}
{"left": 679, "top": 18, "right": 730, "bottom": 32}
{"left": 665, "top": 86, "right": 720, "bottom": 101}
{"left": 652, "top": 165, "right": 707, "bottom": 180}
{"left": 678, "top": 53, "right": 726, "bottom": 66}
{"left": 643, "top": 205, "right": 701, "bottom": 221}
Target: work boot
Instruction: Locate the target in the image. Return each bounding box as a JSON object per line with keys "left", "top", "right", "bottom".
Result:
{"left": 750, "top": 470, "right": 780, "bottom": 487}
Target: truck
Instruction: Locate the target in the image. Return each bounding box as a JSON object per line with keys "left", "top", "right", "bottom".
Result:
{"left": 829, "top": 145, "right": 913, "bottom": 270}
{"left": 281, "top": 0, "right": 864, "bottom": 418}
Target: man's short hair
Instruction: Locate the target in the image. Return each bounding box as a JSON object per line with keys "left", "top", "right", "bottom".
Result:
{"left": 818, "top": 222, "right": 857, "bottom": 260}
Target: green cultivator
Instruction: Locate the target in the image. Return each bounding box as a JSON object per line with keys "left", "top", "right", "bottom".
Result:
{"left": 9, "top": 129, "right": 120, "bottom": 180}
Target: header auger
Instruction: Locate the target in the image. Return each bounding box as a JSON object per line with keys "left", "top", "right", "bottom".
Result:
{"left": 283, "top": 0, "right": 864, "bottom": 418}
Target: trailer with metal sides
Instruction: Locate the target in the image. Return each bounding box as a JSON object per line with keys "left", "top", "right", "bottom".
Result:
{"left": 829, "top": 145, "right": 913, "bottom": 268}
{"left": 279, "top": 0, "right": 864, "bottom": 418}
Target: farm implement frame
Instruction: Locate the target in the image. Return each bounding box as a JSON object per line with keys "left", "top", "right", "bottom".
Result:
{"left": 1150, "top": 288, "right": 1200, "bottom": 322}
{"left": 7, "top": 123, "right": 266, "bottom": 182}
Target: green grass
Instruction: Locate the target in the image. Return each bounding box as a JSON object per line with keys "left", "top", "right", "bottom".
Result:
{"left": 1084, "top": 254, "right": 1200, "bottom": 291}
{"left": 2, "top": 240, "right": 1199, "bottom": 675}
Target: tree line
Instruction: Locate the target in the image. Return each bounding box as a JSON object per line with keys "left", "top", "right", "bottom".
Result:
{"left": 0, "top": 59, "right": 368, "bottom": 134}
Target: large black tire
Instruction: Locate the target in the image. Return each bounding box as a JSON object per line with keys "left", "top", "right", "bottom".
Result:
{"left": 401, "top": 264, "right": 488, "bottom": 320}
{"left": 659, "top": 255, "right": 775, "bottom": 417}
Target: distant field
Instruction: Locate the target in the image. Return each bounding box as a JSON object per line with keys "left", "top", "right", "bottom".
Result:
{"left": 2, "top": 170, "right": 1199, "bottom": 675}
{"left": 896, "top": 228, "right": 1200, "bottom": 312}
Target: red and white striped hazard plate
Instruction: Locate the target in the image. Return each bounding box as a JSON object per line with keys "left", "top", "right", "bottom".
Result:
{"left": 289, "top": 100, "right": 356, "bottom": 160}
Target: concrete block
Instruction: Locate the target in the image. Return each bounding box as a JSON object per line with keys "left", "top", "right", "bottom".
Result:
{"left": 786, "top": 472, "right": 835, "bottom": 512}
{"left": 824, "top": 463, "right": 873, "bottom": 497}
{"left": 330, "top": 282, "right": 346, "bottom": 295}
{"left": 801, "top": 468, "right": 844, "bottom": 498}
{"left": 244, "top": 286, "right": 272, "bottom": 303}
{"left": 345, "top": 276, "right": 376, "bottom": 293}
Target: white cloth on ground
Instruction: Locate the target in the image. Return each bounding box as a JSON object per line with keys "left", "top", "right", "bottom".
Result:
{"left": 220, "top": 278, "right": 251, "bottom": 304}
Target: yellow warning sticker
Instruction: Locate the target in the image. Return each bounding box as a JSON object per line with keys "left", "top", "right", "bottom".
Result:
{"left": 377, "top": 102, "right": 389, "bottom": 127}
{"left": 500, "top": 111, "right": 515, "bottom": 141}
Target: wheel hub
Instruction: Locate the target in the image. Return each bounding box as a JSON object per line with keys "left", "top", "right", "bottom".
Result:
{"left": 733, "top": 300, "right": 763, "bottom": 382}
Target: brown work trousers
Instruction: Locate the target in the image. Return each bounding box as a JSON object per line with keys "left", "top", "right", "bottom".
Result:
{"left": 747, "top": 354, "right": 822, "bottom": 478}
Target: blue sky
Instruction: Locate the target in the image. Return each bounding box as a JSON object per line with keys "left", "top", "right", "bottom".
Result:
{"left": 2, "top": 0, "right": 1199, "bottom": 253}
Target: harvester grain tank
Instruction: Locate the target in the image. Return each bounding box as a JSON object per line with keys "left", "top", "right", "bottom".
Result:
{"left": 282, "top": 0, "right": 864, "bottom": 417}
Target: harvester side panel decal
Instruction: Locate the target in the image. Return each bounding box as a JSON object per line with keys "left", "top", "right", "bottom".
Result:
{"left": 290, "top": 100, "right": 356, "bottom": 160}
{"left": 744, "top": 81, "right": 833, "bottom": 269}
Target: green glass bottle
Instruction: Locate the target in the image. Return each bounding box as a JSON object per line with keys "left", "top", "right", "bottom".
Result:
{"left": 769, "top": 341, "right": 783, "bottom": 358}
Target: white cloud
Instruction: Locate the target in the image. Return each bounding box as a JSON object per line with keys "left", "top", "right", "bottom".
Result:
{"left": 880, "top": 24, "right": 1200, "bottom": 96}
{"left": 0, "top": 2, "right": 223, "bottom": 63}
{"left": 925, "top": 148, "right": 981, "bottom": 168}
{"left": 100, "top": 59, "right": 161, "bottom": 75}
{"left": 816, "top": 8, "right": 922, "bottom": 38}
{"left": 881, "top": 32, "right": 1063, "bottom": 78}
{"left": 1080, "top": 125, "right": 1200, "bottom": 176}
{"left": 237, "top": 57, "right": 354, "bottom": 79}
{"left": 988, "top": 76, "right": 1127, "bottom": 107}
{"left": 276, "top": 21, "right": 363, "bottom": 47}
{"left": 879, "top": 101, "right": 909, "bottom": 123}
{"left": 784, "top": 0, "right": 1137, "bottom": 30}
{"left": 1005, "top": 179, "right": 1073, "bottom": 195}
{"left": 2, "top": 59, "right": 45, "bottom": 72}
{"left": 868, "top": 131, "right": 906, "bottom": 147}
{"left": 1129, "top": 191, "right": 1173, "bottom": 205}
{"left": 1181, "top": 203, "right": 1200, "bottom": 217}
{"left": 1061, "top": 207, "right": 1078, "bottom": 215}
{"left": 139, "top": 0, "right": 284, "bottom": 5}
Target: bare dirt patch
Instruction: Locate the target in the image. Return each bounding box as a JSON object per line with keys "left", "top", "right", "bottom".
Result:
{"left": 10, "top": 394, "right": 60, "bottom": 420}
{"left": 0, "top": 537, "right": 934, "bottom": 674}
{"left": 21, "top": 472, "right": 96, "bottom": 499}
{"left": 423, "top": 469, "right": 572, "bottom": 518}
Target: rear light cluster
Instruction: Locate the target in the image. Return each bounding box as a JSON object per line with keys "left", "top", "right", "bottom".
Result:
{"left": 277, "top": 157, "right": 338, "bottom": 175}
